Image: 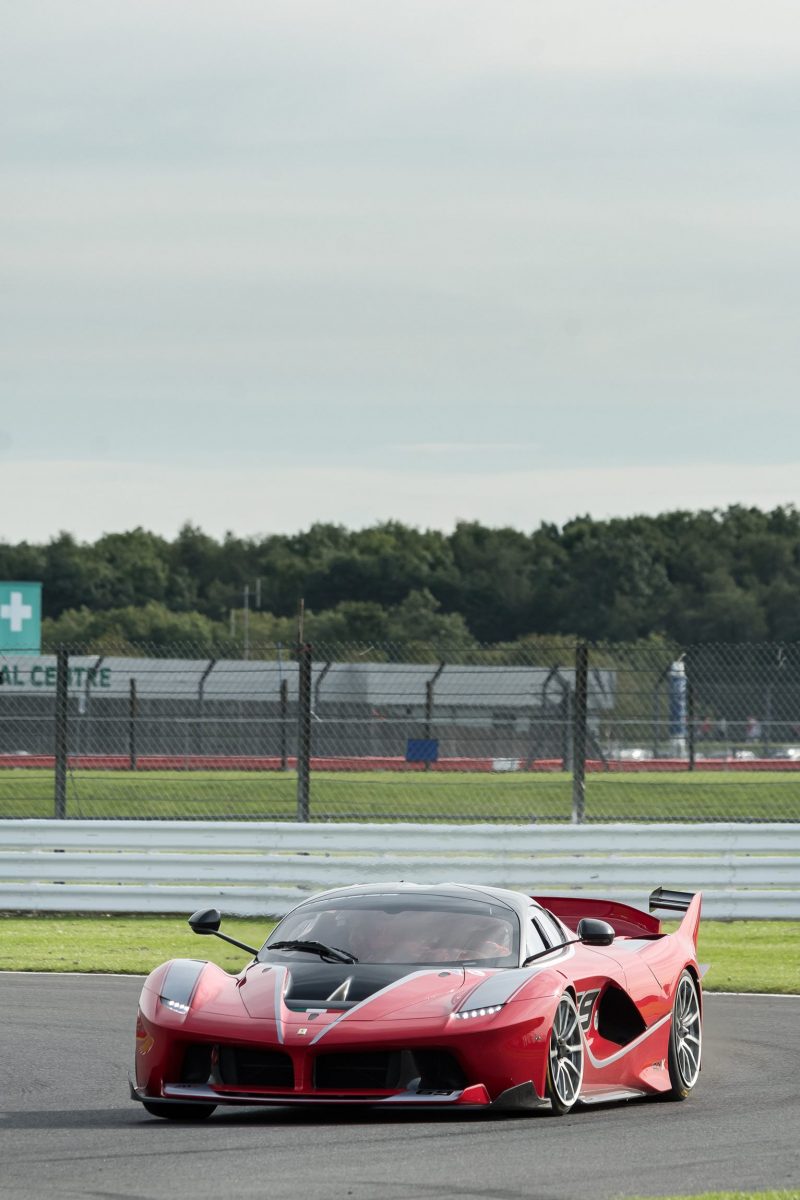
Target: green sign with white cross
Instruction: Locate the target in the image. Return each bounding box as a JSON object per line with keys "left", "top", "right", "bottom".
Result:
{"left": 0, "top": 582, "right": 42, "bottom": 654}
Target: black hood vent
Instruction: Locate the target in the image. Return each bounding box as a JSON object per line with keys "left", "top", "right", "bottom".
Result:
{"left": 280, "top": 963, "right": 431, "bottom": 1011}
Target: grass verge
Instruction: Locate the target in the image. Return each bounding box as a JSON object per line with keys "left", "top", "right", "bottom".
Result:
{"left": 0, "top": 916, "right": 798, "bottom": 988}
{"left": 1, "top": 768, "right": 799, "bottom": 821}
{"left": 0, "top": 913, "right": 272, "bottom": 974}
{"left": 688, "top": 920, "right": 800, "bottom": 994}
{"left": 626, "top": 1193, "right": 800, "bottom": 1200}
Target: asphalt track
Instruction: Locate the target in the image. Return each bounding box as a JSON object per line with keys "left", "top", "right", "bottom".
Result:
{"left": 0, "top": 975, "right": 798, "bottom": 1200}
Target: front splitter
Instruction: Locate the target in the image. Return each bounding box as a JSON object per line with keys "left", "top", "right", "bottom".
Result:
{"left": 131, "top": 1079, "right": 495, "bottom": 1109}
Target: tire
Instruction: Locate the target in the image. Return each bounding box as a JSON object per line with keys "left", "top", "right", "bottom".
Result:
{"left": 667, "top": 970, "right": 702, "bottom": 1100}
{"left": 142, "top": 1100, "right": 216, "bottom": 1121}
{"left": 545, "top": 993, "right": 583, "bottom": 1115}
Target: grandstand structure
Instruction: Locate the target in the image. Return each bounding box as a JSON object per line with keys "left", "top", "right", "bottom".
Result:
{"left": 0, "top": 655, "right": 615, "bottom": 764}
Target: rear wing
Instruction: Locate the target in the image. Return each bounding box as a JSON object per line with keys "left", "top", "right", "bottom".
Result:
{"left": 532, "top": 896, "right": 662, "bottom": 937}
{"left": 649, "top": 887, "right": 694, "bottom": 914}
{"left": 651, "top": 888, "right": 703, "bottom": 949}
{"left": 533, "top": 888, "right": 702, "bottom": 945}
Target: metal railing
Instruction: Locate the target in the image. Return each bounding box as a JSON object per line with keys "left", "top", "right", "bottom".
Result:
{"left": 3, "top": 820, "right": 798, "bottom": 918}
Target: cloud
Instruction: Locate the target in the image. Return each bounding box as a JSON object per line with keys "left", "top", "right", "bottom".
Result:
{"left": 2, "top": 0, "right": 799, "bottom": 523}
{"left": 7, "top": 1, "right": 800, "bottom": 90}
{"left": 1, "top": 458, "right": 797, "bottom": 543}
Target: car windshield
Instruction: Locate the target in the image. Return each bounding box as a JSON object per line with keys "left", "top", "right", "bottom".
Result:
{"left": 260, "top": 895, "right": 519, "bottom": 967}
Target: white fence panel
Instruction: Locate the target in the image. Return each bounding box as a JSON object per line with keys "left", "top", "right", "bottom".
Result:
{"left": 0, "top": 882, "right": 797, "bottom": 921}
{"left": 3, "top": 819, "right": 800, "bottom": 855}
{"left": 0, "top": 883, "right": 307, "bottom": 915}
{"left": 0, "top": 820, "right": 798, "bottom": 917}
{"left": 2, "top": 852, "right": 799, "bottom": 889}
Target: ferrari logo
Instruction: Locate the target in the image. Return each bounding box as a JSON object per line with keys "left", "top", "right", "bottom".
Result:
{"left": 298, "top": 1027, "right": 309, "bottom": 1035}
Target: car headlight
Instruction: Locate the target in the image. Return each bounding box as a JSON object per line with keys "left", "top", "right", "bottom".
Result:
{"left": 158, "top": 960, "right": 206, "bottom": 1015}
{"left": 454, "top": 1004, "right": 504, "bottom": 1019}
{"left": 160, "top": 997, "right": 191, "bottom": 1014}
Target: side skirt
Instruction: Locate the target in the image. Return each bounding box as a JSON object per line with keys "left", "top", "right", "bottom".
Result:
{"left": 579, "top": 1087, "right": 649, "bottom": 1105}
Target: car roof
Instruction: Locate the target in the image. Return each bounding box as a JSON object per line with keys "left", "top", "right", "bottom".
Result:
{"left": 292, "top": 881, "right": 538, "bottom": 918}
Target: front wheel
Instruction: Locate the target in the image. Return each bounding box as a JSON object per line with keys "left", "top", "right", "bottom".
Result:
{"left": 142, "top": 1100, "right": 216, "bottom": 1121}
{"left": 667, "top": 970, "right": 702, "bottom": 1100}
{"left": 545, "top": 993, "right": 584, "bottom": 1115}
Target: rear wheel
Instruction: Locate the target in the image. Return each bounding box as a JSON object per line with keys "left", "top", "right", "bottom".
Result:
{"left": 142, "top": 1100, "right": 216, "bottom": 1121}
{"left": 545, "top": 993, "right": 583, "bottom": 1115}
{"left": 667, "top": 970, "right": 702, "bottom": 1100}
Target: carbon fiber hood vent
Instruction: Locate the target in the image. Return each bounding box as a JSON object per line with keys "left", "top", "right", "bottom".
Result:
{"left": 283, "top": 963, "right": 425, "bottom": 1010}
{"left": 238, "top": 962, "right": 466, "bottom": 1018}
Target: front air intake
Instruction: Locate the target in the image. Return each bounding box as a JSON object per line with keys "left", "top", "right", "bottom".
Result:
{"left": 180, "top": 1043, "right": 213, "bottom": 1085}
{"left": 216, "top": 1046, "right": 294, "bottom": 1088}
{"left": 314, "top": 1048, "right": 466, "bottom": 1092}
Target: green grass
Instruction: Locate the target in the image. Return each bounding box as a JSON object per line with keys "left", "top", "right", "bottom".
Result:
{"left": 689, "top": 920, "right": 800, "bottom": 994}
{"left": 0, "top": 913, "right": 274, "bottom": 974}
{"left": 1, "top": 768, "right": 798, "bottom": 822}
{"left": 1, "top": 916, "right": 798, "bottom": 989}
{"left": 626, "top": 1192, "right": 800, "bottom": 1200}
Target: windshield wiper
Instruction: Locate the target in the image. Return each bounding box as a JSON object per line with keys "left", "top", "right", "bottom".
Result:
{"left": 267, "top": 939, "right": 358, "bottom": 964}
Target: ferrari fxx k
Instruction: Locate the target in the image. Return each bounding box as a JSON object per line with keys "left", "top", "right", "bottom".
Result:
{"left": 131, "top": 882, "right": 703, "bottom": 1119}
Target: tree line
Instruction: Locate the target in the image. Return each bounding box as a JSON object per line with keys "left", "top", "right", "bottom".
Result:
{"left": 2, "top": 506, "right": 798, "bottom": 651}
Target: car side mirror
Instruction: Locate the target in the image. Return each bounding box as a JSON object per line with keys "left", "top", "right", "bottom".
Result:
{"left": 187, "top": 908, "right": 260, "bottom": 956}
{"left": 188, "top": 908, "right": 222, "bottom": 936}
{"left": 577, "top": 918, "right": 615, "bottom": 946}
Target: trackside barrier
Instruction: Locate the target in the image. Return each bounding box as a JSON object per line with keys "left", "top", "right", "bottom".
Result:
{"left": 1, "top": 821, "right": 799, "bottom": 919}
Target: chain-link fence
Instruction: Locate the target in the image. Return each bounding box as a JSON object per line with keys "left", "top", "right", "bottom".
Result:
{"left": 1, "top": 640, "right": 799, "bottom": 822}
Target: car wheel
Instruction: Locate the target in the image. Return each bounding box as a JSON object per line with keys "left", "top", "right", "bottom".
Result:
{"left": 545, "top": 993, "right": 583, "bottom": 1115}
{"left": 142, "top": 1100, "right": 217, "bottom": 1121}
{"left": 667, "top": 970, "right": 702, "bottom": 1100}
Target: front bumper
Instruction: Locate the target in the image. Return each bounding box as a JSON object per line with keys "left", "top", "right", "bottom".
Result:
{"left": 130, "top": 1078, "right": 546, "bottom": 1112}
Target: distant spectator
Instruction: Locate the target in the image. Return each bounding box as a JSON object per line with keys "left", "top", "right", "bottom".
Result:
{"left": 746, "top": 715, "right": 762, "bottom": 742}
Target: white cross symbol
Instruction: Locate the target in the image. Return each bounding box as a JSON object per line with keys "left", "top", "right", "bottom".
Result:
{"left": 0, "top": 591, "right": 33, "bottom": 633}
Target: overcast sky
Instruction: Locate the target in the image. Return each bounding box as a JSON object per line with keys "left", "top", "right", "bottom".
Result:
{"left": 2, "top": 1, "right": 799, "bottom": 542}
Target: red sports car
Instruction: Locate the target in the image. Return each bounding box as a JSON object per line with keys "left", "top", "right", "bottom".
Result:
{"left": 131, "top": 882, "right": 703, "bottom": 1119}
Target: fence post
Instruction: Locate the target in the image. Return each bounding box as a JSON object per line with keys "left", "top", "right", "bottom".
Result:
{"left": 687, "top": 670, "right": 696, "bottom": 771}
{"left": 54, "top": 646, "right": 69, "bottom": 819}
{"left": 762, "top": 681, "right": 772, "bottom": 759}
{"left": 129, "top": 678, "right": 138, "bottom": 770}
{"left": 280, "top": 677, "right": 289, "bottom": 770}
{"left": 197, "top": 658, "right": 215, "bottom": 754}
{"left": 562, "top": 687, "right": 573, "bottom": 772}
{"left": 571, "top": 643, "right": 588, "bottom": 824}
{"left": 424, "top": 661, "right": 445, "bottom": 771}
{"left": 296, "top": 642, "right": 312, "bottom": 821}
